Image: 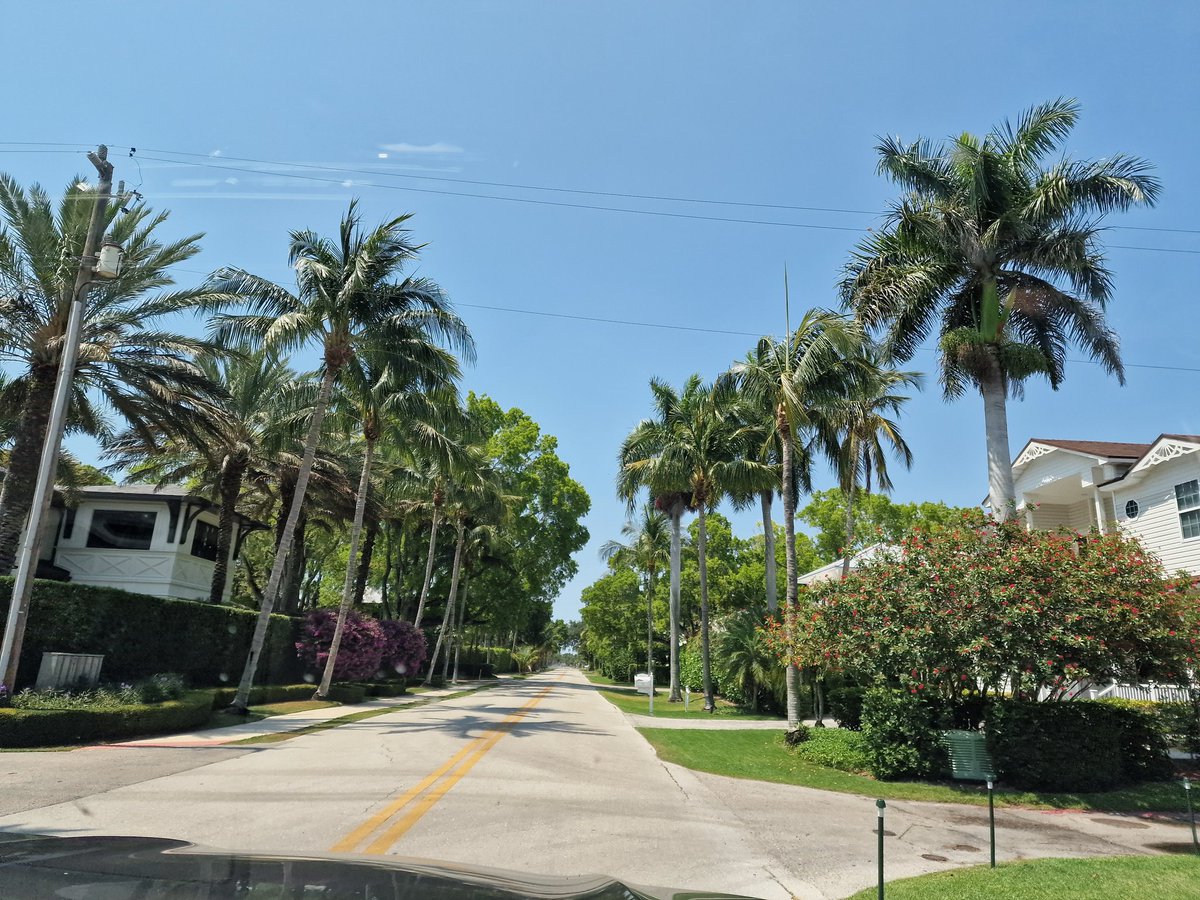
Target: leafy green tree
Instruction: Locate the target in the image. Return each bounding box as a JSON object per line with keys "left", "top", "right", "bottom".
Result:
{"left": 0, "top": 178, "right": 221, "bottom": 570}
{"left": 842, "top": 99, "right": 1158, "bottom": 518}
{"left": 799, "top": 489, "right": 968, "bottom": 564}
{"left": 601, "top": 502, "right": 670, "bottom": 679}
{"left": 579, "top": 567, "right": 643, "bottom": 681}
{"left": 205, "top": 202, "right": 473, "bottom": 710}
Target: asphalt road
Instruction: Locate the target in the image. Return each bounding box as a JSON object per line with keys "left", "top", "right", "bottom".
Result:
{"left": 0, "top": 668, "right": 1191, "bottom": 899}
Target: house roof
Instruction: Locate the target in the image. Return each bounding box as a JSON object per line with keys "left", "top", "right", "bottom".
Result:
{"left": 65, "top": 484, "right": 265, "bottom": 529}
{"left": 1024, "top": 438, "right": 1153, "bottom": 460}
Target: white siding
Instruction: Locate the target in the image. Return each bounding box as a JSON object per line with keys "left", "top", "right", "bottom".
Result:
{"left": 1028, "top": 499, "right": 1094, "bottom": 532}
{"left": 1111, "top": 454, "right": 1200, "bottom": 576}
{"left": 1014, "top": 450, "right": 1093, "bottom": 498}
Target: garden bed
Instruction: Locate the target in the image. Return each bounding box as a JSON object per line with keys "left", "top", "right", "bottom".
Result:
{"left": 0, "top": 690, "right": 214, "bottom": 748}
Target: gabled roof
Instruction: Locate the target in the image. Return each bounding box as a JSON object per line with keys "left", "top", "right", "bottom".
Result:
{"left": 1029, "top": 439, "right": 1153, "bottom": 459}
{"left": 1098, "top": 434, "right": 1200, "bottom": 489}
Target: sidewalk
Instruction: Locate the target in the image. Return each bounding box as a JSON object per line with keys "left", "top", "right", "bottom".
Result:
{"left": 103, "top": 680, "right": 496, "bottom": 749}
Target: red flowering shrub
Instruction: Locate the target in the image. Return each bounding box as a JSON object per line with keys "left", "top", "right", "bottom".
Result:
{"left": 378, "top": 620, "right": 427, "bottom": 677}
{"left": 767, "top": 510, "right": 1198, "bottom": 700}
{"left": 295, "top": 610, "right": 386, "bottom": 682}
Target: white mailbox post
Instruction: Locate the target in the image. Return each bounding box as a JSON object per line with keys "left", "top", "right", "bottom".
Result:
{"left": 634, "top": 672, "right": 654, "bottom": 716}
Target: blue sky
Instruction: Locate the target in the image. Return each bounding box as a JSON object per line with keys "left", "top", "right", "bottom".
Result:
{"left": 3, "top": 2, "right": 1198, "bottom": 620}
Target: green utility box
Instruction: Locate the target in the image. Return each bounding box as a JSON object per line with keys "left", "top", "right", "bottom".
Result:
{"left": 940, "top": 729, "right": 996, "bottom": 781}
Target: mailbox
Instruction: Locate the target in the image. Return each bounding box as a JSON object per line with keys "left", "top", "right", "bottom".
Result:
{"left": 634, "top": 672, "right": 654, "bottom": 695}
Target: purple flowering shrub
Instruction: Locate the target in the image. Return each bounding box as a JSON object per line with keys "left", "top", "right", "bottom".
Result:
{"left": 295, "top": 610, "right": 386, "bottom": 682}
{"left": 378, "top": 620, "right": 427, "bottom": 677}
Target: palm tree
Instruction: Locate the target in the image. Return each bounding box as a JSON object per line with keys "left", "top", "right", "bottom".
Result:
{"left": 204, "top": 202, "right": 474, "bottom": 711}
{"left": 620, "top": 375, "right": 772, "bottom": 712}
{"left": 601, "top": 502, "right": 670, "bottom": 685}
{"left": 725, "top": 309, "right": 861, "bottom": 729}
{"left": 715, "top": 607, "right": 776, "bottom": 713}
{"left": 841, "top": 99, "right": 1158, "bottom": 518}
{"left": 0, "top": 178, "right": 222, "bottom": 570}
{"left": 315, "top": 353, "right": 462, "bottom": 698}
{"left": 832, "top": 348, "right": 918, "bottom": 577}
{"left": 105, "top": 346, "right": 309, "bottom": 604}
{"left": 618, "top": 381, "right": 694, "bottom": 702}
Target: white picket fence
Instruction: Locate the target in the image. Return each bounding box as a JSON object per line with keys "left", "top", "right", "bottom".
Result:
{"left": 1084, "top": 682, "right": 1194, "bottom": 704}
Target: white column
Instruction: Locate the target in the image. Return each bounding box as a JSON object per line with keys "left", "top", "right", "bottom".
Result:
{"left": 1092, "top": 488, "right": 1108, "bottom": 534}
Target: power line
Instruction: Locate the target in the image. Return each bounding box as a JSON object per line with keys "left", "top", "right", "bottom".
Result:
{"left": 3, "top": 142, "right": 1199, "bottom": 243}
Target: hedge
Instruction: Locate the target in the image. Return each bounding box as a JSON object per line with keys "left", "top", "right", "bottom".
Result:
{"left": 861, "top": 688, "right": 948, "bottom": 780}
{"left": 0, "top": 690, "right": 213, "bottom": 748}
{"left": 210, "top": 683, "right": 317, "bottom": 709}
{"left": 457, "top": 647, "right": 514, "bottom": 674}
{"left": 827, "top": 686, "right": 866, "bottom": 731}
{"left": 987, "top": 699, "right": 1173, "bottom": 791}
{"left": 0, "top": 577, "right": 302, "bottom": 689}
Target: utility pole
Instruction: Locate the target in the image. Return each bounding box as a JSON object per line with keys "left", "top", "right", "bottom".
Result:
{"left": 0, "top": 146, "right": 115, "bottom": 692}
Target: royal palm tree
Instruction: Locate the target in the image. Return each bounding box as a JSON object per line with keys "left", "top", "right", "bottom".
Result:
{"left": 600, "top": 502, "right": 670, "bottom": 685}
{"left": 841, "top": 99, "right": 1158, "bottom": 518}
{"left": 204, "top": 202, "right": 474, "bottom": 711}
{"left": 620, "top": 375, "right": 772, "bottom": 712}
{"left": 725, "top": 309, "right": 861, "bottom": 728}
{"left": 832, "top": 348, "right": 918, "bottom": 577}
{"left": 0, "top": 178, "right": 222, "bottom": 570}
{"left": 618, "top": 380, "right": 694, "bottom": 702}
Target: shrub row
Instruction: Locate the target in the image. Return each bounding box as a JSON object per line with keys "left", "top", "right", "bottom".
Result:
{"left": 989, "top": 699, "right": 1174, "bottom": 791}
{"left": 209, "top": 683, "right": 317, "bottom": 709}
{"left": 0, "top": 690, "right": 213, "bottom": 748}
{"left": 0, "top": 577, "right": 301, "bottom": 689}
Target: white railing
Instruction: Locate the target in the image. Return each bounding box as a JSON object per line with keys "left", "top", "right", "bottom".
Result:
{"left": 1086, "top": 682, "right": 1194, "bottom": 704}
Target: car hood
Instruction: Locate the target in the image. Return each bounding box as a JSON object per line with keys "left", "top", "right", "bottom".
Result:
{"left": 0, "top": 834, "right": 758, "bottom": 899}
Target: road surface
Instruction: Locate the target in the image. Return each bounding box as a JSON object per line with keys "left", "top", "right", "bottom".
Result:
{"left": 0, "top": 668, "right": 1189, "bottom": 898}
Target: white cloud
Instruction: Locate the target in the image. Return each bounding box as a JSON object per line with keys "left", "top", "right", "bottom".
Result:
{"left": 224, "top": 177, "right": 239, "bottom": 185}
{"left": 377, "top": 152, "right": 389, "bottom": 159}
{"left": 378, "top": 142, "right": 464, "bottom": 154}
{"left": 209, "top": 149, "right": 223, "bottom": 157}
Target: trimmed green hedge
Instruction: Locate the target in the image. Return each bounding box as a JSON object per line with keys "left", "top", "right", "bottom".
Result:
{"left": 827, "top": 686, "right": 866, "bottom": 731}
{"left": 210, "top": 683, "right": 317, "bottom": 709}
{"left": 358, "top": 681, "right": 409, "bottom": 698}
{"left": 861, "top": 688, "right": 948, "bottom": 780}
{"left": 0, "top": 690, "right": 213, "bottom": 748}
{"left": 0, "top": 577, "right": 301, "bottom": 689}
{"left": 987, "top": 700, "right": 1173, "bottom": 791}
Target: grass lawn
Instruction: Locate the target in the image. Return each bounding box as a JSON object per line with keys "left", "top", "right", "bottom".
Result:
{"left": 585, "top": 672, "right": 781, "bottom": 721}
{"left": 206, "top": 698, "right": 338, "bottom": 730}
{"left": 846, "top": 856, "right": 1200, "bottom": 899}
{"left": 638, "top": 728, "right": 1196, "bottom": 813}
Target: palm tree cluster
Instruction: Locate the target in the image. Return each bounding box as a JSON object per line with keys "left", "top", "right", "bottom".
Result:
{"left": 0, "top": 179, "right": 559, "bottom": 708}
{"left": 609, "top": 99, "right": 1152, "bottom": 727}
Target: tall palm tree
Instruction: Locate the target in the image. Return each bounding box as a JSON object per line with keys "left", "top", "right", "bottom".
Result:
{"left": 841, "top": 99, "right": 1158, "bottom": 519}
{"left": 832, "top": 348, "right": 918, "bottom": 576}
{"left": 620, "top": 375, "right": 772, "bottom": 712}
{"left": 725, "top": 308, "right": 861, "bottom": 729}
{"left": 315, "top": 355, "right": 462, "bottom": 698}
{"left": 600, "top": 502, "right": 670, "bottom": 684}
{"left": 0, "top": 178, "right": 222, "bottom": 570}
{"left": 618, "top": 380, "right": 694, "bottom": 702}
{"left": 105, "top": 346, "right": 309, "bottom": 604}
{"left": 204, "top": 202, "right": 474, "bottom": 711}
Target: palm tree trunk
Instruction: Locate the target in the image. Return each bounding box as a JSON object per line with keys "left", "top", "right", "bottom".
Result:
{"left": 841, "top": 487, "right": 856, "bottom": 580}
{"left": 780, "top": 408, "right": 802, "bottom": 731}
{"left": 380, "top": 522, "right": 393, "bottom": 619}
{"left": 208, "top": 451, "right": 248, "bottom": 604}
{"left": 698, "top": 500, "right": 714, "bottom": 713}
{"left": 413, "top": 506, "right": 441, "bottom": 627}
{"left": 0, "top": 365, "right": 58, "bottom": 572}
{"left": 231, "top": 364, "right": 337, "bottom": 712}
{"left": 761, "top": 491, "right": 778, "bottom": 613}
{"left": 424, "top": 519, "right": 464, "bottom": 685}
{"left": 317, "top": 435, "right": 375, "bottom": 698}
{"left": 452, "top": 571, "right": 468, "bottom": 683}
{"left": 353, "top": 519, "right": 378, "bottom": 606}
{"left": 981, "top": 366, "right": 1017, "bottom": 520}
{"left": 282, "top": 512, "right": 307, "bottom": 613}
{"left": 668, "top": 504, "right": 683, "bottom": 702}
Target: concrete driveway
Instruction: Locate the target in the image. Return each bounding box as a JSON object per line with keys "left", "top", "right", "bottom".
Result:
{"left": 0, "top": 667, "right": 1191, "bottom": 899}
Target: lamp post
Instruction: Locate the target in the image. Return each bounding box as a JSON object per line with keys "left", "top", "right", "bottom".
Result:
{"left": 0, "top": 146, "right": 120, "bottom": 692}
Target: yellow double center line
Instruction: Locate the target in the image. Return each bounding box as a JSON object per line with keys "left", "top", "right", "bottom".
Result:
{"left": 331, "top": 684, "right": 553, "bottom": 855}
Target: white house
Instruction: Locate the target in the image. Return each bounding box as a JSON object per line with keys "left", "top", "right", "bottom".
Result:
{"left": 1007, "top": 434, "right": 1200, "bottom": 576}
{"left": 798, "top": 543, "right": 889, "bottom": 586}
{"left": 33, "top": 484, "right": 262, "bottom": 602}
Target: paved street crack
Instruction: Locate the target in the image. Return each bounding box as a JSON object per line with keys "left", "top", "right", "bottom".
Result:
{"left": 661, "top": 763, "right": 691, "bottom": 801}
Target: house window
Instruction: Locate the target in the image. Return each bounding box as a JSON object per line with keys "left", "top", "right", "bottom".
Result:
{"left": 190, "top": 520, "right": 221, "bottom": 561}
{"left": 1175, "top": 480, "right": 1200, "bottom": 539}
{"left": 1125, "top": 500, "right": 1139, "bottom": 519}
{"left": 86, "top": 510, "right": 156, "bottom": 550}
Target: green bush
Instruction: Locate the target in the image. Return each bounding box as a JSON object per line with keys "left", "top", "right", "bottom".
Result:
{"left": 457, "top": 647, "right": 514, "bottom": 674}
{"left": 0, "top": 690, "right": 213, "bottom": 748}
{"left": 0, "top": 577, "right": 302, "bottom": 689}
{"left": 784, "top": 724, "right": 811, "bottom": 745}
{"left": 827, "top": 686, "right": 866, "bottom": 731}
{"left": 359, "top": 680, "right": 409, "bottom": 698}
{"left": 986, "top": 699, "right": 1173, "bottom": 791}
{"left": 792, "top": 728, "right": 871, "bottom": 773}
{"left": 1158, "top": 699, "right": 1200, "bottom": 756}
{"left": 861, "top": 688, "right": 947, "bottom": 780}
{"left": 326, "top": 683, "right": 367, "bottom": 704}
{"left": 680, "top": 640, "right": 725, "bottom": 697}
